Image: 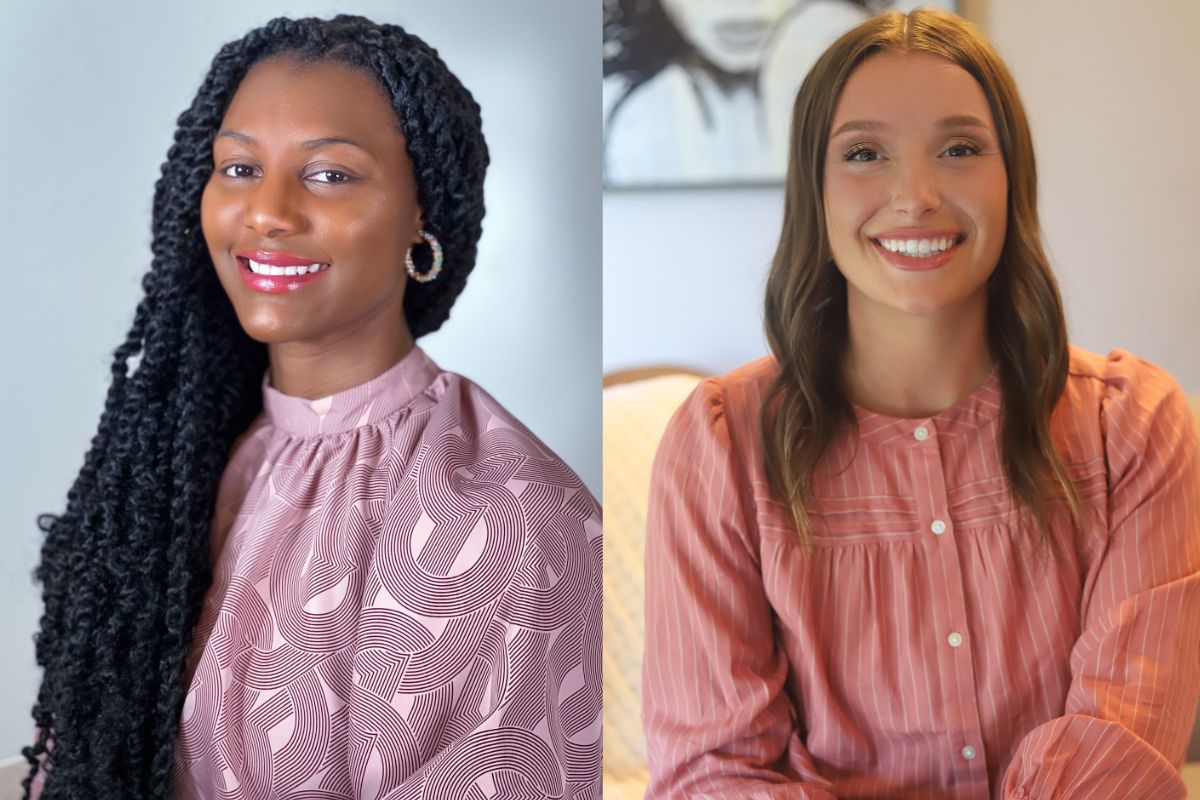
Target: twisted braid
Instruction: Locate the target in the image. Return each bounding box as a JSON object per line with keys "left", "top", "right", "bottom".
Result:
{"left": 24, "top": 15, "right": 487, "bottom": 798}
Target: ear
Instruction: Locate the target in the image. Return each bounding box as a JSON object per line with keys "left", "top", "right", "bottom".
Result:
{"left": 411, "top": 209, "right": 426, "bottom": 245}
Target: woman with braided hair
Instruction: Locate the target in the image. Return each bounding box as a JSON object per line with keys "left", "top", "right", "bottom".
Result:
{"left": 24, "top": 14, "right": 601, "bottom": 800}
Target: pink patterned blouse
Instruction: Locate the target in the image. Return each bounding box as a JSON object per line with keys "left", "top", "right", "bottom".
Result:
{"left": 169, "top": 346, "right": 602, "bottom": 799}
{"left": 644, "top": 347, "right": 1200, "bottom": 799}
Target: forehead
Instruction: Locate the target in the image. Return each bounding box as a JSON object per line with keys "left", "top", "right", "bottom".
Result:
{"left": 831, "top": 50, "right": 995, "bottom": 130}
{"left": 220, "top": 56, "right": 404, "bottom": 146}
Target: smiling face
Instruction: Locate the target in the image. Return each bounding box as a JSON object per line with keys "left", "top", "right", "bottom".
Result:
{"left": 823, "top": 49, "right": 1008, "bottom": 323}
{"left": 201, "top": 55, "right": 423, "bottom": 349}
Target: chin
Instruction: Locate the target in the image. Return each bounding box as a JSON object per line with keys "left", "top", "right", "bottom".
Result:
{"left": 892, "top": 292, "right": 977, "bottom": 319}
{"left": 231, "top": 312, "right": 307, "bottom": 345}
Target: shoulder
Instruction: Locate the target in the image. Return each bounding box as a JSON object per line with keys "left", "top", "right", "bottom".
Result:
{"left": 418, "top": 370, "right": 594, "bottom": 502}
{"left": 717, "top": 355, "right": 780, "bottom": 404}
{"left": 395, "top": 369, "right": 599, "bottom": 585}
{"left": 1067, "top": 345, "right": 1189, "bottom": 425}
{"left": 1068, "top": 345, "right": 1179, "bottom": 393}
{"left": 655, "top": 356, "right": 777, "bottom": 478}
{"left": 1065, "top": 345, "right": 1195, "bottom": 472}
{"left": 663, "top": 356, "right": 777, "bottom": 435}
{"left": 372, "top": 372, "right": 600, "bottom": 649}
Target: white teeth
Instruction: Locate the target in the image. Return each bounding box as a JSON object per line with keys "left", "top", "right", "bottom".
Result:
{"left": 246, "top": 259, "right": 330, "bottom": 276}
{"left": 876, "top": 236, "right": 959, "bottom": 257}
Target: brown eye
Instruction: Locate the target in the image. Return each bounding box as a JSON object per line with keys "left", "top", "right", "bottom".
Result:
{"left": 220, "top": 164, "right": 256, "bottom": 178}
{"left": 308, "top": 170, "right": 353, "bottom": 184}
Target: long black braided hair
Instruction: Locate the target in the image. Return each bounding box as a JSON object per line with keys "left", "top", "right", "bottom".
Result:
{"left": 23, "top": 14, "right": 488, "bottom": 798}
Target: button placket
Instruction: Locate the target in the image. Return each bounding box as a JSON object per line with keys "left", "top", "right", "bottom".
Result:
{"left": 906, "top": 420, "right": 988, "bottom": 786}
{"left": 913, "top": 424, "right": 950, "bottom": 541}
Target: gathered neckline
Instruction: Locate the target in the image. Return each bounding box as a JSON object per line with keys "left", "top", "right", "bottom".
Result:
{"left": 851, "top": 363, "right": 1002, "bottom": 440}
{"left": 260, "top": 346, "right": 441, "bottom": 438}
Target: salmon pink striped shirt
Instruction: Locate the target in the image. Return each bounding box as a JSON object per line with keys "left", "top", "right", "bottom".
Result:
{"left": 643, "top": 347, "right": 1200, "bottom": 799}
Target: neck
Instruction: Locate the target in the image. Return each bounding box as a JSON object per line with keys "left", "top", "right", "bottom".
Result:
{"left": 266, "top": 300, "right": 415, "bottom": 400}
{"left": 843, "top": 292, "right": 993, "bottom": 419}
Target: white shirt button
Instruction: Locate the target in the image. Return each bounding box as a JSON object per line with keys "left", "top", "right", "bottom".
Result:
{"left": 913, "top": 425, "right": 929, "bottom": 441}
{"left": 947, "top": 631, "right": 964, "bottom": 648}
{"left": 931, "top": 519, "right": 947, "bottom": 535}
{"left": 961, "top": 745, "right": 977, "bottom": 761}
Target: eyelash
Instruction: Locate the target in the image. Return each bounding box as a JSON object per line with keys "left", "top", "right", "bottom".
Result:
{"left": 842, "top": 144, "right": 879, "bottom": 162}
{"left": 943, "top": 140, "right": 983, "bottom": 158}
{"left": 218, "top": 163, "right": 354, "bottom": 184}
{"left": 841, "top": 140, "right": 983, "bottom": 162}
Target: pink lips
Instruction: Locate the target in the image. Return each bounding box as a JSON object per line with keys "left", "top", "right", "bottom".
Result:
{"left": 232, "top": 249, "right": 332, "bottom": 295}
{"left": 235, "top": 249, "right": 324, "bottom": 266}
{"left": 871, "top": 233, "right": 965, "bottom": 272}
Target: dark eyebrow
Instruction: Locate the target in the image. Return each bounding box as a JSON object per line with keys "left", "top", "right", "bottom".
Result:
{"left": 215, "top": 129, "right": 373, "bottom": 154}
{"left": 830, "top": 115, "right": 992, "bottom": 138}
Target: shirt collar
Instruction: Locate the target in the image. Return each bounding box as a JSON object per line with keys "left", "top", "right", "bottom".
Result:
{"left": 261, "top": 345, "right": 441, "bottom": 437}
{"left": 853, "top": 362, "right": 1002, "bottom": 445}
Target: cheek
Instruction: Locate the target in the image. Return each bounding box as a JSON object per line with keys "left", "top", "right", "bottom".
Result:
{"left": 823, "top": 174, "right": 876, "bottom": 248}
{"left": 199, "top": 180, "right": 236, "bottom": 245}
{"left": 331, "top": 200, "right": 412, "bottom": 269}
{"left": 977, "top": 173, "right": 1009, "bottom": 255}
{"left": 349, "top": 205, "right": 399, "bottom": 249}
{"left": 199, "top": 182, "right": 214, "bottom": 234}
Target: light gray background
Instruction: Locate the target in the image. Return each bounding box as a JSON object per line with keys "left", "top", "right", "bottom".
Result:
{"left": 604, "top": 0, "right": 1200, "bottom": 394}
{"left": 0, "top": 2, "right": 599, "bottom": 757}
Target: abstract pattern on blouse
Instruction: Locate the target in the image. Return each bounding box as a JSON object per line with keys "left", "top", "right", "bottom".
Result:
{"left": 172, "top": 347, "right": 602, "bottom": 800}
{"left": 644, "top": 347, "right": 1200, "bottom": 800}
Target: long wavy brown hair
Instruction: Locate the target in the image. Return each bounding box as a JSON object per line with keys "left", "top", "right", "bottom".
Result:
{"left": 762, "top": 8, "right": 1080, "bottom": 548}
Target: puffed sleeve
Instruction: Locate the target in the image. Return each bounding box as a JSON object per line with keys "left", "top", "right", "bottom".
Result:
{"left": 1001, "top": 351, "right": 1200, "bottom": 798}
{"left": 643, "top": 378, "right": 837, "bottom": 799}
{"left": 364, "top": 413, "right": 603, "bottom": 799}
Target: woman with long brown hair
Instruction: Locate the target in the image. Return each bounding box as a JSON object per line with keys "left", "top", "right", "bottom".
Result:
{"left": 643, "top": 8, "right": 1200, "bottom": 798}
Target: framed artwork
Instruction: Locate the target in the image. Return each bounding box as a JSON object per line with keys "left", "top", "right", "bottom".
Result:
{"left": 603, "top": 0, "right": 960, "bottom": 189}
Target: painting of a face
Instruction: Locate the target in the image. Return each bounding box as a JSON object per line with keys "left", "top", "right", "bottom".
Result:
{"left": 603, "top": 0, "right": 959, "bottom": 187}
{"left": 659, "top": 0, "right": 805, "bottom": 72}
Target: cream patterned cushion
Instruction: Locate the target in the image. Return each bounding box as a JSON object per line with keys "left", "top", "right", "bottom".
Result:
{"left": 602, "top": 373, "right": 704, "bottom": 799}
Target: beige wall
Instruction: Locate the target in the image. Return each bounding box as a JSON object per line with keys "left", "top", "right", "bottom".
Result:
{"left": 969, "top": 0, "right": 1200, "bottom": 391}
{"left": 604, "top": 2, "right": 1200, "bottom": 395}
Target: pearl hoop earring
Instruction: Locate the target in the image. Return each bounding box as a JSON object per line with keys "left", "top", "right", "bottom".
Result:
{"left": 405, "top": 230, "right": 443, "bottom": 283}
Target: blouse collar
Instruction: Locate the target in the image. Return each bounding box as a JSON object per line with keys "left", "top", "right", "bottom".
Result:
{"left": 853, "top": 362, "right": 1002, "bottom": 444}
{"left": 261, "top": 346, "right": 441, "bottom": 437}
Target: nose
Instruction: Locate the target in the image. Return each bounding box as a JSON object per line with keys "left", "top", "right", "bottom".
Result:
{"left": 891, "top": 160, "right": 941, "bottom": 219}
{"left": 243, "top": 172, "right": 304, "bottom": 237}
